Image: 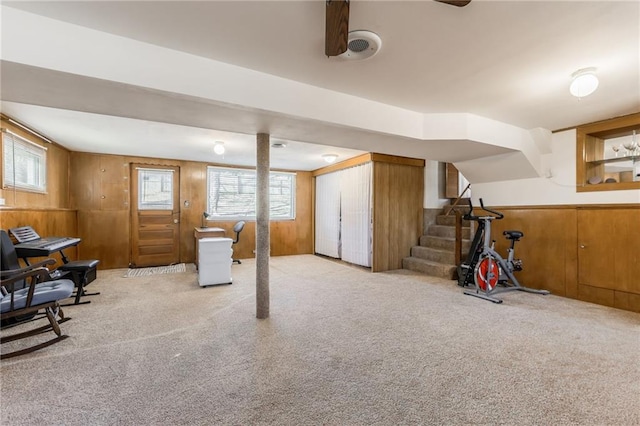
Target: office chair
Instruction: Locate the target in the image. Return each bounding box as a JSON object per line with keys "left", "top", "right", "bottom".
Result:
{"left": 232, "top": 221, "right": 245, "bottom": 264}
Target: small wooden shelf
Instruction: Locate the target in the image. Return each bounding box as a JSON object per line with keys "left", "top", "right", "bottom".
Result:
{"left": 588, "top": 155, "right": 638, "bottom": 165}
{"left": 576, "top": 113, "right": 640, "bottom": 192}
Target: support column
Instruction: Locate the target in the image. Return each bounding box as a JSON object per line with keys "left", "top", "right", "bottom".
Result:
{"left": 256, "top": 133, "right": 270, "bottom": 319}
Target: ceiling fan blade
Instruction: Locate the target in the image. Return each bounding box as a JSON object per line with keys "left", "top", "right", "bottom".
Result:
{"left": 434, "top": 0, "right": 472, "bottom": 7}
{"left": 325, "top": 0, "right": 350, "bottom": 57}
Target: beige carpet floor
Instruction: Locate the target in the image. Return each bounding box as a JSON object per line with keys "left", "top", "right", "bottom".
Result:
{"left": 1, "top": 254, "right": 639, "bottom": 425}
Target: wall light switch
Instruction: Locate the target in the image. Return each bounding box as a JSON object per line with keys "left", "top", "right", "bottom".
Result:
{"left": 0, "top": 198, "right": 5, "bottom": 205}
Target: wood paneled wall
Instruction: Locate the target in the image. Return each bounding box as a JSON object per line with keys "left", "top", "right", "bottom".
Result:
{"left": 69, "top": 153, "right": 130, "bottom": 267}
{"left": 0, "top": 116, "right": 70, "bottom": 209}
{"left": 0, "top": 209, "right": 78, "bottom": 268}
{"left": 489, "top": 204, "right": 639, "bottom": 312}
{"left": 372, "top": 160, "right": 424, "bottom": 272}
{"left": 576, "top": 207, "right": 639, "bottom": 311}
{"left": 488, "top": 207, "right": 578, "bottom": 297}
{"left": 195, "top": 171, "right": 313, "bottom": 260}
{"left": 69, "top": 152, "right": 313, "bottom": 269}
{"left": 0, "top": 116, "right": 77, "bottom": 268}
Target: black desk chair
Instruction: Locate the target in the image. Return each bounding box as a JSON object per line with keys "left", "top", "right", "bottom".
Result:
{"left": 232, "top": 221, "right": 245, "bottom": 264}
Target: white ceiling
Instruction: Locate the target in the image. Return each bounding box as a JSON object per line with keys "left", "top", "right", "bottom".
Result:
{"left": 1, "top": 101, "right": 366, "bottom": 171}
{"left": 1, "top": 1, "right": 639, "bottom": 171}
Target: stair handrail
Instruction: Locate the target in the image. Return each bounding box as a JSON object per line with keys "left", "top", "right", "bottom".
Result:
{"left": 454, "top": 209, "right": 463, "bottom": 267}
{"left": 447, "top": 183, "right": 470, "bottom": 268}
{"left": 444, "top": 183, "right": 471, "bottom": 216}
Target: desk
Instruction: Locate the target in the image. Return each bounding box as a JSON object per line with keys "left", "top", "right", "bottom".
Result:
{"left": 194, "top": 227, "right": 225, "bottom": 268}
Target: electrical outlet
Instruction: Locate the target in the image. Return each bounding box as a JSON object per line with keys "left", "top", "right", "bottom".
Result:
{"left": 0, "top": 198, "right": 5, "bottom": 206}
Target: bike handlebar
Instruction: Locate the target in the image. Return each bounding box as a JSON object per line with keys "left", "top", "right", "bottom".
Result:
{"left": 462, "top": 198, "right": 504, "bottom": 221}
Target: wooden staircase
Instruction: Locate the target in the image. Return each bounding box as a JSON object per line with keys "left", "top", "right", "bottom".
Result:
{"left": 402, "top": 208, "right": 471, "bottom": 279}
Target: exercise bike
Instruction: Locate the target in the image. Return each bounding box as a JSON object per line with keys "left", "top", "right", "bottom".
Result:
{"left": 457, "top": 198, "right": 550, "bottom": 303}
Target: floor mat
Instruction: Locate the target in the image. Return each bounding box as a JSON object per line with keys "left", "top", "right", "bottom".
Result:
{"left": 124, "top": 263, "right": 187, "bottom": 278}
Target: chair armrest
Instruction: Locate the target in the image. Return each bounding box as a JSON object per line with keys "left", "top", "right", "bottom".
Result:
{"left": 0, "top": 259, "right": 56, "bottom": 279}
{"left": 1, "top": 266, "right": 52, "bottom": 288}
{"left": 1, "top": 266, "right": 55, "bottom": 312}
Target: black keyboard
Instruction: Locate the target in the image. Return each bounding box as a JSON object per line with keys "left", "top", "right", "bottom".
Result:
{"left": 10, "top": 227, "right": 82, "bottom": 259}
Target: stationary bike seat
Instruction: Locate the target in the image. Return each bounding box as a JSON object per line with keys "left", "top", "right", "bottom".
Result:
{"left": 503, "top": 230, "right": 523, "bottom": 240}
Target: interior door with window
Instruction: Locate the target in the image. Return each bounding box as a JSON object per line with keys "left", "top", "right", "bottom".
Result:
{"left": 130, "top": 164, "right": 180, "bottom": 267}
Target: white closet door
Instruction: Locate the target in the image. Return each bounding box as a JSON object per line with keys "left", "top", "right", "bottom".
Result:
{"left": 340, "top": 162, "right": 372, "bottom": 267}
{"left": 315, "top": 171, "right": 341, "bottom": 258}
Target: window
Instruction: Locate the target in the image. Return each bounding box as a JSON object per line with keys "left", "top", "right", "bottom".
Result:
{"left": 137, "top": 168, "right": 174, "bottom": 210}
{"left": 207, "top": 166, "right": 296, "bottom": 220}
{"left": 2, "top": 131, "right": 47, "bottom": 193}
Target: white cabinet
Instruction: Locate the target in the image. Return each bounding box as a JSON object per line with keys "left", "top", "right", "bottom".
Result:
{"left": 198, "top": 237, "right": 233, "bottom": 287}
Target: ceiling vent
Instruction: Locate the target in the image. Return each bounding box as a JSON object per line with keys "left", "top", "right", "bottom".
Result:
{"left": 339, "top": 30, "right": 382, "bottom": 61}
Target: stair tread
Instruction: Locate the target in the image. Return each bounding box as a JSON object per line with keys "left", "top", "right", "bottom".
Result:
{"left": 401, "top": 205, "right": 470, "bottom": 278}
{"left": 421, "top": 235, "right": 471, "bottom": 242}
{"left": 403, "top": 257, "right": 457, "bottom": 268}
{"left": 402, "top": 256, "right": 458, "bottom": 279}
{"left": 412, "top": 246, "right": 455, "bottom": 254}
{"left": 423, "top": 234, "right": 471, "bottom": 239}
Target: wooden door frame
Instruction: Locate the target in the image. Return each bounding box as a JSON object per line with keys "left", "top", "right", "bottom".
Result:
{"left": 129, "top": 164, "right": 181, "bottom": 267}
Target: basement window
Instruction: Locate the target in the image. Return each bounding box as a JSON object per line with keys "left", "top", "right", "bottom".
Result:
{"left": 206, "top": 166, "right": 296, "bottom": 220}
{"left": 2, "top": 131, "right": 47, "bottom": 193}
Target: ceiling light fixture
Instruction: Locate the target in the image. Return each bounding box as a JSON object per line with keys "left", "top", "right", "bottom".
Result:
{"left": 570, "top": 67, "right": 599, "bottom": 98}
{"left": 213, "top": 141, "right": 225, "bottom": 155}
{"left": 322, "top": 154, "right": 339, "bottom": 164}
{"left": 271, "top": 142, "right": 287, "bottom": 149}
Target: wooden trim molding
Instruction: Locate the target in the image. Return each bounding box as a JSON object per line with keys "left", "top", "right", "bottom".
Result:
{"left": 576, "top": 111, "right": 640, "bottom": 137}
{"left": 312, "top": 153, "right": 372, "bottom": 176}
{"left": 370, "top": 153, "right": 425, "bottom": 168}
{"left": 0, "top": 207, "right": 78, "bottom": 212}
{"left": 492, "top": 203, "right": 640, "bottom": 211}
{"left": 553, "top": 111, "right": 640, "bottom": 134}
{"left": 312, "top": 152, "right": 425, "bottom": 177}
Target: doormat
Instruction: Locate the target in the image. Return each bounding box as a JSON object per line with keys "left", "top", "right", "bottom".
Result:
{"left": 124, "top": 263, "right": 187, "bottom": 278}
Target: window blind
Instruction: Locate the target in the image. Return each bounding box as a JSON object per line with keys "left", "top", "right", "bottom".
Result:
{"left": 207, "top": 166, "right": 295, "bottom": 220}
{"left": 2, "top": 130, "right": 47, "bottom": 193}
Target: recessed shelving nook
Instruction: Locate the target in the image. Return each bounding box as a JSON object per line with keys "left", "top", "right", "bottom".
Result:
{"left": 576, "top": 112, "right": 640, "bottom": 192}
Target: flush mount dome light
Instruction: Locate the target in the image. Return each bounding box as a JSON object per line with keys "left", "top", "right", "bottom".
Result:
{"left": 570, "top": 67, "right": 599, "bottom": 98}
{"left": 339, "top": 30, "right": 382, "bottom": 61}
{"left": 323, "top": 154, "right": 339, "bottom": 163}
{"left": 271, "top": 142, "right": 287, "bottom": 149}
{"left": 213, "top": 141, "right": 225, "bottom": 155}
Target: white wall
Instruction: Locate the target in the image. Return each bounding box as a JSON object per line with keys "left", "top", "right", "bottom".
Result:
{"left": 470, "top": 129, "right": 640, "bottom": 206}
{"left": 424, "top": 160, "right": 449, "bottom": 209}
{"left": 424, "top": 129, "right": 640, "bottom": 208}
